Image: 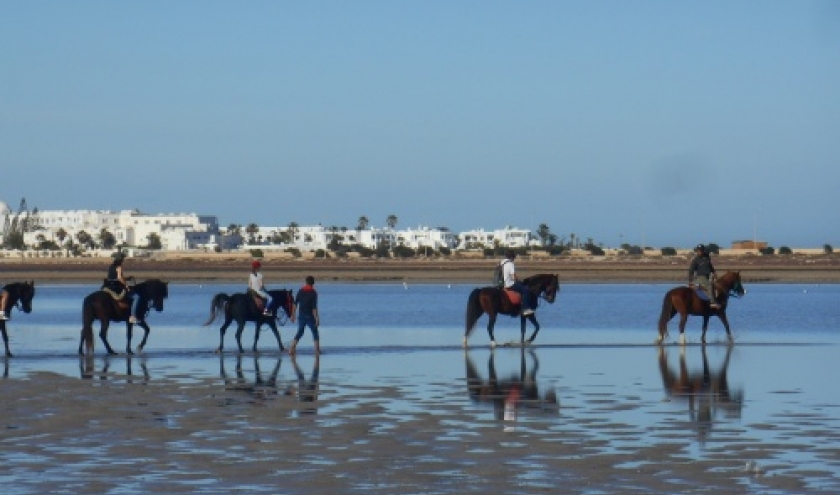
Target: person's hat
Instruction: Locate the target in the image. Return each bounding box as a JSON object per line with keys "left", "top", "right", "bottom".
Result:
{"left": 695, "top": 244, "right": 705, "bottom": 252}
{"left": 251, "top": 260, "right": 262, "bottom": 270}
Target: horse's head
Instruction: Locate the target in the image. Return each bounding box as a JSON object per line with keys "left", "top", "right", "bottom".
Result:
{"left": 269, "top": 290, "right": 295, "bottom": 320}
{"left": 140, "top": 279, "right": 169, "bottom": 312}
{"left": 719, "top": 271, "right": 746, "bottom": 298}
{"left": 8, "top": 281, "right": 36, "bottom": 314}
{"left": 525, "top": 274, "right": 560, "bottom": 304}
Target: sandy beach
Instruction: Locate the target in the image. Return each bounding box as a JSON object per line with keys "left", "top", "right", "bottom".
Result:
{"left": 2, "top": 253, "right": 839, "bottom": 285}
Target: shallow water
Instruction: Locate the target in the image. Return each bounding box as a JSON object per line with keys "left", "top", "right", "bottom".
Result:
{"left": 1, "top": 283, "right": 839, "bottom": 493}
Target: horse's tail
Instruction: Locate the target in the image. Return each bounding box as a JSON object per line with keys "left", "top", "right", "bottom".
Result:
{"left": 81, "top": 296, "right": 95, "bottom": 354}
{"left": 203, "top": 293, "right": 230, "bottom": 326}
{"left": 465, "top": 288, "right": 484, "bottom": 338}
{"left": 658, "top": 290, "right": 675, "bottom": 339}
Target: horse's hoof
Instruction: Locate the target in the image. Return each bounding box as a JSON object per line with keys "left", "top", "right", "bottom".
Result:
{"left": 214, "top": 348, "right": 222, "bottom": 354}
{"left": 490, "top": 340, "right": 497, "bottom": 348}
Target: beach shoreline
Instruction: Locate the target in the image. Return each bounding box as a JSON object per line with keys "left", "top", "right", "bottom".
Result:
{"left": 2, "top": 253, "right": 839, "bottom": 284}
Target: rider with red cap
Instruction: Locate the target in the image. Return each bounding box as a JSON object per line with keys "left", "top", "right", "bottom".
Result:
{"left": 249, "top": 260, "right": 273, "bottom": 316}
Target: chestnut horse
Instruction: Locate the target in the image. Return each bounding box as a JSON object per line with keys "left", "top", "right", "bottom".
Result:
{"left": 464, "top": 273, "right": 560, "bottom": 348}
{"left": 0, "top": 281, "right": 36, "bottom": 357}
{"left": 657, "top": 271, "right": 745, "bottom": 345}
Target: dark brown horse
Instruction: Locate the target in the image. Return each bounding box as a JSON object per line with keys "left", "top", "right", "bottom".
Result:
{"left": 657, "top": 271, "right": 745, "bottom": 345}
{"left": 204, "top": 289, "right": 295, "bottom": 353}
{"left": 0, "top": 281, "right": 36, "bottom": 357}
{"left": 78, "top": 279, "right": 169, "bottom": 356}
{"left": 464, "top": 273, "right": 560, "bottom": 347}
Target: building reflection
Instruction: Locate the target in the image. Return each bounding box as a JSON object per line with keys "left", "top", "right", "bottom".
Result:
{"left": 465, "top": 348, "right": 559, "bottom": 426}
{"left": 658, "top": 345, "right": 744, "bottom": 443}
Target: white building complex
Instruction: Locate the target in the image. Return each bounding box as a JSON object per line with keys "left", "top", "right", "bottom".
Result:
{"left": 0, "top": 199, "right": 535, "bottom": 255}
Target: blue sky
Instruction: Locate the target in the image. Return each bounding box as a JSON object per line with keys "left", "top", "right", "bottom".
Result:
{"left": 2, "top": 1, "right": 838, "bottom": 248}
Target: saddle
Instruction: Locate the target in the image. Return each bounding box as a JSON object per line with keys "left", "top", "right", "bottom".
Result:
{"left": 248, "top": 289, "right": 267, "bottom": 312}
{"left": 101, "top": 280, "right": 127, "bottom": 301}
{"left": 502, "top": 289, "right": 521, "bottom": 306}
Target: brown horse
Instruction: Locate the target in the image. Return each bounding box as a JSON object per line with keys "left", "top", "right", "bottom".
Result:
{"left": 657, "top": 271, "right": 745, "bottom": 345}
{"left": 79, "top": 279, "right": 169, "bottom": 356}
{"left": 464, "top": 273, "right": 560, "bottom": 348}
{"left": 0, "top": 281, "right": 36, "bottom": 357}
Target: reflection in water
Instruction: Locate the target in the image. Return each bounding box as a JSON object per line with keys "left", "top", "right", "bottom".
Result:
{"left": 658, "top": 345, "right": 744, "bottom": 444}
{"left": 465, "top": 349, "right": 559, "bottom": 428}
{"left": 285, "top": 355, "right": 320, "bottom": 416}
{"left": 219, "top": 354, "right": 283, "bottom": 402}
{"left": 79, "top": 354, "right": 150, "bottom": 382}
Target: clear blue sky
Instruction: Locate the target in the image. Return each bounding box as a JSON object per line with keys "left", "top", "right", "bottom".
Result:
{"left": 2, "top": 1, "right": 838, "bottom": 248}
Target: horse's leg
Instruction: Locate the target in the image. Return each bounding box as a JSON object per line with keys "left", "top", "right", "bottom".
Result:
{"left": 135, "top": 320, "right": 152, "bottom": 353}
{"left": 487, "top": 312, "right": 498, "bottom": 347}
{"left": 520, "top": 315, "right": 527, "bottom": 343}
{"left": 0, "top": 323, "right": 12, "bottom": 357}
{"left": 266, "top": 321, "right": 284, "bottom": 352}
{"left": 525, "top": 314, "right": 541, "bottom": 344}
{"left": 99, "top": 319, "right": 118, "bottom": 355}
{"left": 252, "top": 321, "right": 262, "bottom": 353}
{"left": 677, "top": 311, "right": 689, "bottom": 346}
{"left": 234, "top": 320, "right": 247, "bottom": 353}
{"left": 126, "top": 322, "right": 134, "bottom": 355}
{"left": 216, "top": 317, "right": 233, "bottom": 353}
{"left": 717, "top": 311, "right": 734, "bottom": 343}
{"left": 701, "top": 315, "right": 711, "bottom": 343}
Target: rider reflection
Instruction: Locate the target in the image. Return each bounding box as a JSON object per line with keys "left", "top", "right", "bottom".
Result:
{"left": 219, "top": 354, "right": 283, "bottom": 402}
{"left": 465, "top": 348, "right": 559, "bottom": 426}
{"left": 658, "top": 345, "right": 744, "bottom": 443}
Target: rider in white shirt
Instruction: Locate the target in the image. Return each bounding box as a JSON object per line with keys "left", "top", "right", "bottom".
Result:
{"left": 249, "top": 260, "right": 273, "bottom": 316}
{"left": 501, "top": 250, "right": 535, "bottom": 316}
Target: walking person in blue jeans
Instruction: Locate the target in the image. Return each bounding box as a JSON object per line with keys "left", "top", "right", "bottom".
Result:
{"left": 290, "top": 276, "right": 320, "bottom": 356}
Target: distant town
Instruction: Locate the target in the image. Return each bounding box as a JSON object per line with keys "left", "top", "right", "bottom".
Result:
{"left": 0, "top": 198, "right": 832, "bottom": 258}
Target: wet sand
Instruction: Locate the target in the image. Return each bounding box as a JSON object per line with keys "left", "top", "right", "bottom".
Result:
{"left": 3, "top": 253, "right": 840, "bottom": 284}
{"left": 2, "top": 347, "right": 839, "bottom": 494}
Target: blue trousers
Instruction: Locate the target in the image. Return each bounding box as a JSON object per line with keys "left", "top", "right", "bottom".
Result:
{"left": 294, "top": 314, "right": 320, "bottom": 341}
{"left": 509, "top": 282, "right": 535, "bottom": 310}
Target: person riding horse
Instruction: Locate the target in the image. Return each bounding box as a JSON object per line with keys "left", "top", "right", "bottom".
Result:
{"left": 500, "top": 250, "right": 536, "bottom": 316}
{"left": 0, "top": 285, "right": 8, "bottom": 320}
{"left": 103, "top": 250, "right": 138, "bottom": 323}
{"left": 688, "top": 244, "right": 719, "bottom": 309}
{"left": 248, "top": 260, "right": 274, "bottom": 316}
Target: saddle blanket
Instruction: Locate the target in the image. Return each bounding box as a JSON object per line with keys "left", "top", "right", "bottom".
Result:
{"left": 503, "top": 289, "right": 521, "bottom": 305}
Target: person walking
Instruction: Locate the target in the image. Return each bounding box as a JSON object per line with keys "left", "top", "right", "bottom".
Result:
{"left": 501, "top": 250, "right": 536, "bottom": 316}
{"left": 688, "top": 244, "right": 719, "bottom": 309}
{"left": 289, "top": 275, "right": 320, "bottom": 356}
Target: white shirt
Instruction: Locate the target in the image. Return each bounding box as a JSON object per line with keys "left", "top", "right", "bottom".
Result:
{"left": 248, "top": 272, "right": 264, "bottom": 292}
{"left": 501, "top": 259, "right": 516, "bottom": 288}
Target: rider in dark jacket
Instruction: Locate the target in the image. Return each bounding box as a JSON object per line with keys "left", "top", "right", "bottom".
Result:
{"left": 688, "top": 244, "right": 719, "bottom": 308}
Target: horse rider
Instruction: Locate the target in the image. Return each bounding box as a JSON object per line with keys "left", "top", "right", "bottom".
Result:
{"left": 0, "top": 286, "right": 8, "bottom": 320}
{"left": 688, "top": 244, "right": 719, "bottom": 309}
{"left": 501, "top": 249, "right": 536, "bottom": 316}
{"left": 104, "top": 250, "right": 138, "bottom": 323}
{"left": 248, "top": 260, "right": 273, "bottom": 316}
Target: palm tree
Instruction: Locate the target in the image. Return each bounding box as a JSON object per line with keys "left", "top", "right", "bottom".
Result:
{"left": 386, "top": 214, "right": 398, "bottom": 230}
{"left": 76, "top": 230, "right": 93, "bottom": 248}
{"left": 357, "top": 216, "right": 369, "bottom": 231}
{"left": 246, "top": 223, "right": 259, "bottom": 244}
{"left": 56, "top": 227, "right": 68, "bottom": 245}
{"left": 537, "top": 223, "right": 551, "bottom": 247}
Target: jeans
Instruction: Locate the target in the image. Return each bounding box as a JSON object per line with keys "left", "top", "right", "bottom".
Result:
{"left": 294, "top": 314, "right": 320, "bottom": 341}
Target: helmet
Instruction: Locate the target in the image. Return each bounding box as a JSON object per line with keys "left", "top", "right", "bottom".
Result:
{"left": 695, "top": 244, "right": 706, "bottom": 252}
{"left": 251, "top": 260, "right": 262, "bottom": 270}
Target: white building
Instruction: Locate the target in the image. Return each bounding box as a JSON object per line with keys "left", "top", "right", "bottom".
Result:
{"left": 457, "top": 226, "right": 534, "bottom": 250}
{"left": 394, "top": 226, "right": 458, "bottom": 250}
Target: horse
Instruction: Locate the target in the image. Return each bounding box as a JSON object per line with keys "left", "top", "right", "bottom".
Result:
{"left": 0, "top": 281, "right": 36, "bottom": 357}
{"left": 203, "top": 289, "right": 295, "bottom": 354}
{"left": 464, "top": 273, "right": 560, "bottom": 348}
{"left": 78, "top": 279, "right": 169, "bottom": 356}
{"left": 657, "top": 271, "right": 746, "bottom": 345}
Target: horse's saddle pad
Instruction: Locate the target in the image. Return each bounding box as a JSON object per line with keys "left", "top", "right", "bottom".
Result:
{"left": 503, "top": 289, "right": 521, "bottom": 305}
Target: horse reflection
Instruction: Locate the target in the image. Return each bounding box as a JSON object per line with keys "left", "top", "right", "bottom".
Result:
{"left": 658, "top": 345, "right": 744, "bottom": 443}
{"left": 285, "top": 355, "right": 320, "bottom": 416}
{"left": 79, "top": 354, "right": 150, "bottom": 382}
{"left": 465, "top": 349, "right": 558, "bottom": 424}
{"left": 219, "top": 354, "right": 283, "bottom": 402}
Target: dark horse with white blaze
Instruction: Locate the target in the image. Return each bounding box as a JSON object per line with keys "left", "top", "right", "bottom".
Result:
{"left": 657, "top": 271, "right": 746, "bottom": 345}
{"left": 1, "top": 281, "right": 36, "bottom": 357}
{"left": 464, "top": 273, "right": 560, "bottom": 347}
{"left": 78, "top": 279, "right": 169, "bottom": 356}
{"left": 203, "top": 289, "right": 295, "bottom": 353}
